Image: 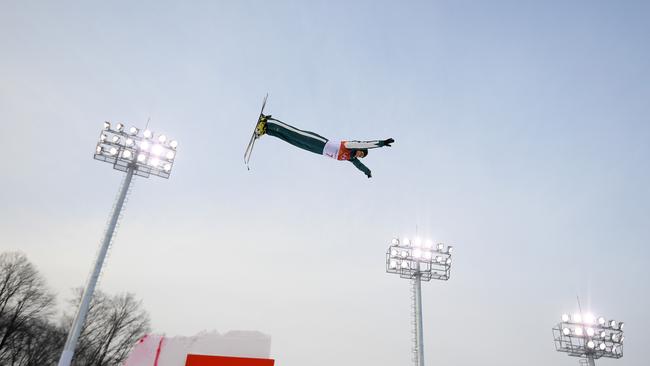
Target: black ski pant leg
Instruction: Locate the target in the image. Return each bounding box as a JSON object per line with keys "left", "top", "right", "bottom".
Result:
{"left": 266, "top": 119, "right": 328, "bottom": 155}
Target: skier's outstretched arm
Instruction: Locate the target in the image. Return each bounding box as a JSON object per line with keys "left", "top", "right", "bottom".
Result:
{"left": 344, "top": 138, "right": 394, "bottom": 150}
{"left": 350, "top": 158, "right": 372, "bottom": 178}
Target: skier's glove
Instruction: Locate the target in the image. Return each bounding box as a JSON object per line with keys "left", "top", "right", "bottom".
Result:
{"left": 382, "top": 138, "right": 395, "bottom": 147}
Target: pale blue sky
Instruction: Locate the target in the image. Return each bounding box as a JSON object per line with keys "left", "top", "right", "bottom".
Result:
{"left": 1, "top": 1, "right": 649, "bottom": 365}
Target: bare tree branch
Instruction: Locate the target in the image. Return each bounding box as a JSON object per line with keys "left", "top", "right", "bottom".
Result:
{"left": 0, "top": 252, "right": 57, "bottom": 366}
{"left": 64, "top": 289, "right": 151, "bottom": 366}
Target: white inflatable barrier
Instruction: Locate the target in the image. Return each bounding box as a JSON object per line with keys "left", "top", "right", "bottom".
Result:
{"left": 123, "top": 330, "right": 273, "bottom": 366}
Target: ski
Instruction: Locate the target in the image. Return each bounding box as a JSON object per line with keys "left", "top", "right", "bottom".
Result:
{"left": 244, "top": 94, "right": 268, "bottom": 169}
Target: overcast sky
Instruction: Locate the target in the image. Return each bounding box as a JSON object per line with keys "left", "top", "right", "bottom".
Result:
{"left": 1, "top": 1, "right": 649, "bottom": 365}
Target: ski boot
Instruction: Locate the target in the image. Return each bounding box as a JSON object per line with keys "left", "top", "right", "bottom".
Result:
{"left": 255, "top": 114, "right": 270, "bottom": 137}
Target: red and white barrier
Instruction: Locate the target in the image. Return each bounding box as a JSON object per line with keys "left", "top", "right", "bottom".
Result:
{"left": 123, "top": 331, "right": 274, "bottom": 366}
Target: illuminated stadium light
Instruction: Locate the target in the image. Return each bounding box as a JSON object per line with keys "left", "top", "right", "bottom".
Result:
{"left": 585, "top": 313, "right": 596, "bottom": 324}
{"left": 152, "top": 144, "right": 163, "bottom": 156}
{"left": 553, "top": 310, "right": 625, "bottom": 366}
{"left": 61, "top": 121, "right": 179, "bottom": 366}
{"left": 387, "top": 236, "right": 453, "bottom": 281}
{"left": 386, "top": 234, "right": 455, "bottom": 366}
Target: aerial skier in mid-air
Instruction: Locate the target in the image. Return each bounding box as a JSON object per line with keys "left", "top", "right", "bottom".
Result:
{"left": 244, "top": 95, "right": 394, "bottom": 178}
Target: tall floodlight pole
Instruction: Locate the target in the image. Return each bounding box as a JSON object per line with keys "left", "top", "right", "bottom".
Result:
{"left": 386, "top": 237, "right": 453, "bottom": 366}
{"left": 57, "top": 122, "right": 179, "bottom": 366}
{"left": 553, "top": 311, "right": 625, "bottom": 366}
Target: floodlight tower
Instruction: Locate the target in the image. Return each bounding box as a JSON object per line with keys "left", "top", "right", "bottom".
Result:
{"left": 386, "top": 237, "right": 453, "bottom": 366}
{"left": 57, "top": 122, "right": 179, "bottom": 366}
{"left": 553, "top": 312, "right": 625, "bottom": 366}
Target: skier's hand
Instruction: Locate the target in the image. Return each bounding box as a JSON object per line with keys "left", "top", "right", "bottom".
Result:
{"left": 383, "top": 138, "right": 395, "bottom": 147}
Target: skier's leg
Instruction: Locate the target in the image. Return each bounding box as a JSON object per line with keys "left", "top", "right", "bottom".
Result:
{"left": 266, "top": 118, "right": 328, "bottom": 155}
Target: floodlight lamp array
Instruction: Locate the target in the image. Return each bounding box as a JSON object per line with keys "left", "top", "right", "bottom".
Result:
{"left": 94, "top": 121, "right": 178, "bottom": 179}
{"left": 553, "top": 312, "right": 625, "bottom": 360}
{"left": 385, "top": 237, "right": 453, "bottom": 281}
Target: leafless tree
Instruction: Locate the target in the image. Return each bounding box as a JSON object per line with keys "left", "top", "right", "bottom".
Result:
{"left": 0, "top": 252, "right": 57, "bottom": 365}
{"left": 2, "top": 317, "right": 66, "bottom": 366}
{"left": 65, "top": 289, "right": 151, "bottom": 366}
{"left": 0, "top": 251, "right": 151, "bottom": 366}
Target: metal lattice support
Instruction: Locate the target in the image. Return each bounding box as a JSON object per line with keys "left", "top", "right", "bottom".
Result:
{"left": 410, "top": 279, "right": 419, "bottom": 366}
{"left": 57, "top": 122, "right": 179, "bottom": 366}
{"left": 94, "top": 171, "right": 136, "bottom": 286}
{"left": 386, "top": 236, "right": 455, "bottom": 366}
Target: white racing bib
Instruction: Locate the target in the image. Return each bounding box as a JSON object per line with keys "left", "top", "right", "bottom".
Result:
{"left": 322, "top": 140, "right": 340, "bottom": 159}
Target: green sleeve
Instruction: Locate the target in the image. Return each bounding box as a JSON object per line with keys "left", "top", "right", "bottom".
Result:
{"left": 349, "top": 158, "right": 372, "bottom": 178}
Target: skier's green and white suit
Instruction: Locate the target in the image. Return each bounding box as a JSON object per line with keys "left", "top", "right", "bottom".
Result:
{"left": 265, "top": 117, "right": 392, "bottom": 178}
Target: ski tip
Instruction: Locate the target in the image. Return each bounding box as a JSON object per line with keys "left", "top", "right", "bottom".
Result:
{"left": 260, "top": 94, "right": 269, "bottom": 114}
